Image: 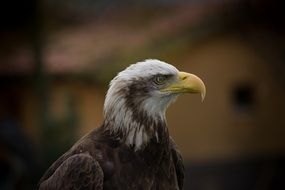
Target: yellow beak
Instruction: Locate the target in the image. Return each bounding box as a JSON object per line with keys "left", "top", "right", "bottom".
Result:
{"left": 161, "top": 72, "right": 206, "bottom": 101}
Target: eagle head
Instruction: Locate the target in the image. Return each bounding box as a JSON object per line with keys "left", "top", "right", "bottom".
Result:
{"left": 103, "top": 59, "right": 206, "bottom": 150}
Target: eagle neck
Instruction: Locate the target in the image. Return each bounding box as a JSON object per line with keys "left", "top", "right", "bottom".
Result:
{"left": 103, "top": 79, "right": 173, "bottom": 151}
{"left": 103, "top": 106, "right": 169, "bottom": 151}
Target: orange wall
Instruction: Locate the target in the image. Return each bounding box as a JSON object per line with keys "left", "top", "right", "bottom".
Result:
{"left": 20, "top": 34, "right": 285, "bottom": 162}
{"left": 168, "top": 34, "right": 285, "bottom": 161}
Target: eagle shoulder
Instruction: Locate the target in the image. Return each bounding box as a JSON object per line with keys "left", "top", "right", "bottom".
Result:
{"left": 38, "top": 153, "right": 104, "bottom": 190}
{"left": 170, "top": 137, "right": 185, "bottom": 190}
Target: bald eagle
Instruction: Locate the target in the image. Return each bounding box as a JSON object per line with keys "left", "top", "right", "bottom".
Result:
{"left": 38, "top": 59, "right": 206, "bottom": 190}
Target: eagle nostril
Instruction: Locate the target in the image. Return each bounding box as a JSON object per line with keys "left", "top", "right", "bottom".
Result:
{"left": 181, "top": 76, "right": 187, "bottom": 80}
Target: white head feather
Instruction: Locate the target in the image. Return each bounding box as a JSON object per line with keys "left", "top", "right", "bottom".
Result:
{"left": 103, "top": 59, "right": 179, "bottom": 150}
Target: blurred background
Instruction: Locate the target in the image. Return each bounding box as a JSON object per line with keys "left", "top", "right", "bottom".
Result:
{"left": 0, "top": 0, "right": 285, "bottom": 189}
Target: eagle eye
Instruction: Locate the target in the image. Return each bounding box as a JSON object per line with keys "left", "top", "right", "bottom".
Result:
{"left": 153, "top": 75, "right": 167, "bottom": 85}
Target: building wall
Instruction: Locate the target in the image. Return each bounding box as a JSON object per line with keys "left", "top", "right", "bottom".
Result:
{"left": 18, "top": 34, "right": 285, "bottom": 163}
{"left": 168, "top": 34, "right": 285, "bottom": 162}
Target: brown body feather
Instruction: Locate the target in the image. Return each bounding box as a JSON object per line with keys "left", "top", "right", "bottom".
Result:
{"left": 38, "top": 124, "right": 184, "bottom": 190}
